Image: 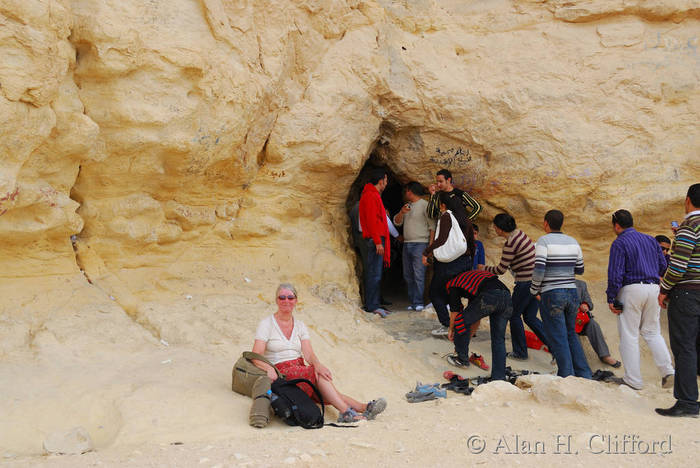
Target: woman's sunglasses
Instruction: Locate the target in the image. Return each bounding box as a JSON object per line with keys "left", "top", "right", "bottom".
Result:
{"left": 278, "top": 295, "right": 297, "bottom": 301}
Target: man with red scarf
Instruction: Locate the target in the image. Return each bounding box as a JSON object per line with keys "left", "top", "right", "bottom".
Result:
{"left": 359, "top": 168, "right": 391, "bottom": 317}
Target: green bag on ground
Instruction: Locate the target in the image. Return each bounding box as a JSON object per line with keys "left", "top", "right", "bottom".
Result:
{"left": 231, "top": 351, "right": 281, "bottom": 396}
{"left": 232, "top": 352, "right": 285, "bottom": 428}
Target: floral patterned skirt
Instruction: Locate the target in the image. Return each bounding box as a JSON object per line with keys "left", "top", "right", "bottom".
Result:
{"left": 274, "top": 357, "right": 322, "bottom": 403}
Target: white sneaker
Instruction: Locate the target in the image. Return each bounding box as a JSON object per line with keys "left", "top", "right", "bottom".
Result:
{"left": 415, "top": 305, "right": 424, "bottom": 311}
{"left": 406, "top": 305, "right": 415, "bottom": 311}
{"left": 431, "top": 326, "right": 449, "bottom": 336}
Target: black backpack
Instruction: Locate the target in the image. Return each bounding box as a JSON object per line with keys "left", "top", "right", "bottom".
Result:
{"left": 270, "top": 378, "right": 324, "bottom": 429}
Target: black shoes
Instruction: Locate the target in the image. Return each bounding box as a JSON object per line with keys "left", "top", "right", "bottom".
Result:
{"left": 655, "top": 402, "right": 699, "bottom": 418}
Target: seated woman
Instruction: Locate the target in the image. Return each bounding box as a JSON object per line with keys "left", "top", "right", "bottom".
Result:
{"left": 251, "top": 283, "right": 386, "bottom": 423}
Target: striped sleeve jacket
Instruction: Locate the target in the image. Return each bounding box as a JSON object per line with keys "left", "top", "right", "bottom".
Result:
{"left": 485, "top": 229, "right": 535, "bottom": 282}
{"left": 530, "top": 232, "right": 584, "bottom": 295}
{"left": 661, "top": 212, "right": 700, "bottom": 293}
{"left": 427, "top": 188, "right": 482, "bottom": 220}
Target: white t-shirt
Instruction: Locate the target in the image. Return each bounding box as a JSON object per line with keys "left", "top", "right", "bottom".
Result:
{"left": 254, "top": 315, "right": 310, "bottom": 365}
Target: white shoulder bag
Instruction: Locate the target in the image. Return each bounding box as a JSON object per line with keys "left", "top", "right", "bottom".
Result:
{"left": 433, "top": 210, "right": 467, "bottom": 262}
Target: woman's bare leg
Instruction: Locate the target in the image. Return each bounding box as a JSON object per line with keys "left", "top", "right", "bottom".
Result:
{"left": 316, "top": 377, "right": 356, "bottom": 414}
{"left": 340, "top": 394, "right": 367, "bottom": 412}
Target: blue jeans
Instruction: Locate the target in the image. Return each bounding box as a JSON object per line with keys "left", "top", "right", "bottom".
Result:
{"left": 510, "top": 281, "right": 550, "bottom": 357}
{"left": 431, "top": 255, "right": 470, "bottom": 327}
{"left": 539, "top": 288, "right": 591, "bottom": 379}
{"left": 454, "top": 288, "right": 512, "bottom": 380}
{"left": 363, "top": 238, "right": 384, "bottom": 311}
{"left": 402, "top": 242, "right": 428, "bottom": 307}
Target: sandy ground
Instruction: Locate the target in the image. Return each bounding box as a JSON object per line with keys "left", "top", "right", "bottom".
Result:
{"left": 1, "top": 278, "right": 698, "bottom": 467}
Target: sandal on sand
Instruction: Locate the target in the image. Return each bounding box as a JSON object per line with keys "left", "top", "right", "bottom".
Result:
{"left": 414, "top": 382, "right": 441, "bottom": 392}
{"left": 405, "top": 384, "right": 446, "bottom": 403}
{"left": 364, "top": 398, "right": 387, "bottom": 420}
{"left": 443, "top": 371, "right": 466, "bottom": 381}
{"left": 337, "top": 407, "right": 363, "bottom": 423}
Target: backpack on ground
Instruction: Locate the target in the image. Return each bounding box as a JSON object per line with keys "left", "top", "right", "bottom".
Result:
{"left": 270, "top": 378, "right": 325, "bottom": 429}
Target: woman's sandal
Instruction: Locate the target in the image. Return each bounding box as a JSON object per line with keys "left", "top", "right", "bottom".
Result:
{"left": 337, "top": 407, "right": 364, "bottom": 423}
{"left": 364, "top": 398, "right": 387, "bottom": 420}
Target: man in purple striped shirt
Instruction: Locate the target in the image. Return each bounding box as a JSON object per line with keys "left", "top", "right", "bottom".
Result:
{"left": 606, "top": 209, "right": 674, "bottom": 390}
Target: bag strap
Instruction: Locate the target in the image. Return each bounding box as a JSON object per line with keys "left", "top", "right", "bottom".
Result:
{"left": 242, "top": 351, "right": 283, "bottom": 379}
{"left": 281, "top": 378, "right": 325, "bottom": 429}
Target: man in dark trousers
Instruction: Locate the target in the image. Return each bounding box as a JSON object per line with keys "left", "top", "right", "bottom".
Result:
{"left": 445, "top": 270, "right": 513, "bottom": 380}
{"left": 359, "top": 168, "right": 391, "bottom": 318}
{"left": 656, "top": 183, "right": 700, "bottom": 418}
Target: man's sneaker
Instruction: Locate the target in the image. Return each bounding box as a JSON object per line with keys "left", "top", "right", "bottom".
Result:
{"left": 431, "top": 326, "right": 449, "bottom": 337}
{"left": 447, "top": 355, "right": 470, "bottom": 368}
{"left": 661, "top": 374, "right": 674, "bottom": 389}
{"left": 415, "top": 305, "right": 424, "bottom": 311}
{"left": 506, "top": 352, "right": 527, "bottom": 361}
{"left": 469, "top": 353, "right": 490, "bottom": 370}
{"left": 406, "top": 305, "right": 415, "bottom": 311}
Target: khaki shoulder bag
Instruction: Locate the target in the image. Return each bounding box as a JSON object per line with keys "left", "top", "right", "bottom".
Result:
{"left": 232, "top": 351, "right": 283, "bottom": 397}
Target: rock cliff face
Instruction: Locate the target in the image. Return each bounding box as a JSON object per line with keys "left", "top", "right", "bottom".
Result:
{"left": 1, "top": 0, "right": 698, "bottom": 346}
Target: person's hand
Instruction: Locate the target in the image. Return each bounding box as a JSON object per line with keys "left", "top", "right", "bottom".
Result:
{"left": 658, "top": 293, "right": 668, "bottom": 309}
{"left": 422, "top": 255, "right": 429, "bottom": 266}
{"left": 397, "top": 235, "right": 404, "bottom": 243}
{"left": 448, "top": 327, "right": 454, "bottom": 342}
{"left": 535, "top": 295, "right": 541, "bottom": 301}
{"left": 580, "top": 303, "right": 589, "bottom": 313}
{"left": 476, "top": 264, "right": 485, "bottom": 271}
{"left": 400, "top": 203, "right": 411, "bottom": 214}
{"left": 266, "top": 368, "right": 278, "bottom": 381}
{"left": 375, "top": 243, "right": 384, "bottom": 255}
{"left": 608, "top": 303, "right": 622, "bottom": 315}
{"left": 315, "top": 364, "right": 332, "bottom": 381}
{"left": 428, "top": 184, "right": 437, "bottom": 195}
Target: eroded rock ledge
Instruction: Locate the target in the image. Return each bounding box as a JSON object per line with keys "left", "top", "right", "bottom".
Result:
{"left": 1, "top": 0, "right": 698, "bottom": 347}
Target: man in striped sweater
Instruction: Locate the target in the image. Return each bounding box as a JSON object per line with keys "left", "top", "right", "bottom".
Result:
{"left": 530, "top": 210, "right": 591, "bottom": 379}
{"left": 656, "top": 183, "right": 700, "bottom": 418}
{"left": 482, "top": 213, "right": 550, "bottom": 360}
{"left": 445, "top": 270, "right": 513, "bottom": 380}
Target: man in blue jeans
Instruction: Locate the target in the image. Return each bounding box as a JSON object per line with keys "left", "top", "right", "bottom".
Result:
{"left": 482, "top": 213, "right": 550, "bottom": 360}
{"left": 393, "top": 182, "right": 436, "bottom": 311}
{"left": 530, "top": 210, "right": 591, "bottom": 379}
{"left": 359, "top": 168, "right": 391, "bottom": 317}
{"left": 445, "top": 270, "right": 513, "bottom": 380}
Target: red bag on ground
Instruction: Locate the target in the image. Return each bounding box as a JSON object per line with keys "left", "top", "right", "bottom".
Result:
{"left": 525, "top": 330, "right": 549, "bottom": 353}
{"left": 575, "top": 307, "right": 590, "bottom": 334}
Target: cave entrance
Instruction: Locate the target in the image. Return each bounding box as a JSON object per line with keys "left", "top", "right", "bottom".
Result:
{"left": 346, "top": 156, "right": 410, "bottom": 309}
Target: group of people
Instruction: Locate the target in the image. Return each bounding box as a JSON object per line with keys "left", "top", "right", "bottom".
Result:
{"left": 353, "top": 170, "right": 699, "bottom": 418}
{"left": 246, "top": 176, "right": 698, "bottom": 423}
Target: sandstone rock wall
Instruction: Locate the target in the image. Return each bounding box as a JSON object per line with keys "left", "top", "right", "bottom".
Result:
{"left": 1, "top": 0, "right": 698, "bottom": 347}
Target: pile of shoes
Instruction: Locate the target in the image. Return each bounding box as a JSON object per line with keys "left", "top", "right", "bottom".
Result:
{"left": 405, "top": 382, "right": 446, "bottom": 403}
{"left": 441, "top": 373, "right": 473, "bottom": 395}
{"left": 591, "top": 369, "right": 617, "bottom": 382}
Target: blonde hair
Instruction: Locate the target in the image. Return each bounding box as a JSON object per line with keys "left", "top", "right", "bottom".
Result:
{"left": 275, "top": 283, "right": 297, "bottom": 299}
